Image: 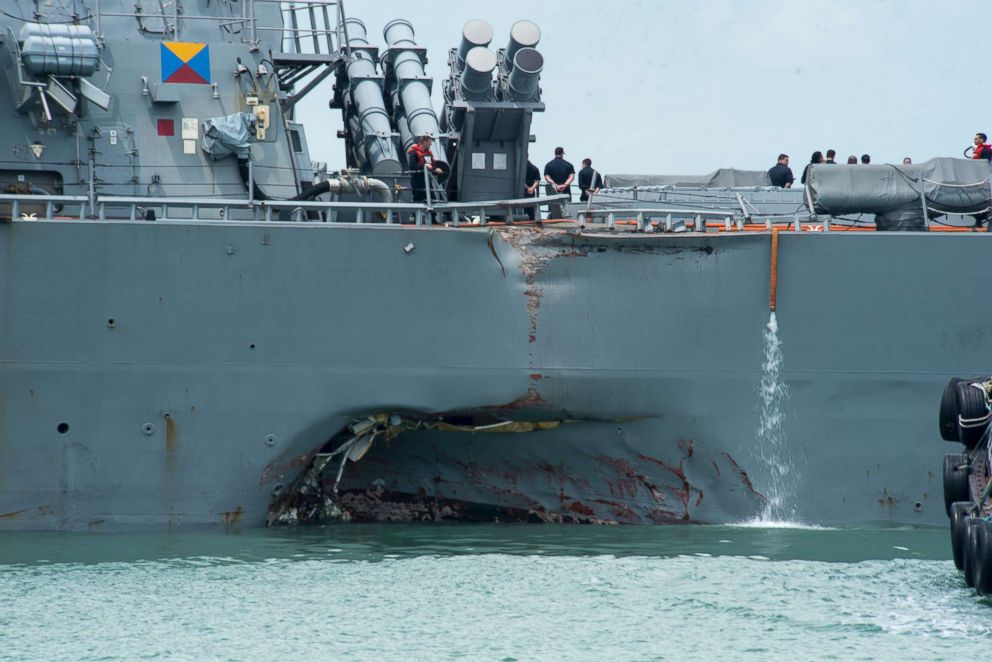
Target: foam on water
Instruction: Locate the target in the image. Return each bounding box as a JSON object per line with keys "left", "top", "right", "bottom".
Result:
{"left": 732, "top": 517, "right": 835, "bottom": 530}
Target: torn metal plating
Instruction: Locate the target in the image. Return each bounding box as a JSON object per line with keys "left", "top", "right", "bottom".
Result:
{"left": 266, "top": 411, "right": 564, "bottom": 526}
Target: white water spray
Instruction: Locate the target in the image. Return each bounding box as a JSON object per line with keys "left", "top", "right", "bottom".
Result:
{"left": 754, "top": 311, "right": 798, "bottom": 522}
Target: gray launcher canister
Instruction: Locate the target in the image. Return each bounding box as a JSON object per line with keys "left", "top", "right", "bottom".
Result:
{"left": 503, "top": 20, "right": 541, "bottom": 70}
{"left": 382, "top": 19, "right": 444, "bottom": 155}
{"left": 342, "top": 18, "right": 402, "bottom": 175}
{"left": 456, "top": 19, "right": 494, "bottom": 69}
{"left": 460, "top": 47, "right": 497, "bottom": 101}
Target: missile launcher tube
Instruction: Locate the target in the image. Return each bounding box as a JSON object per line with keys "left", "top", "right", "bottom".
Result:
{"left": 342, "top": 19, "right": 401, "bottom": 175}
{"left": 507, "top": 47, "right": 543, "bottom": 101}
{"left": 504, "top": 20, "right": 541, "bottom": 70}
{"left": 456, "top": 19, "right": 493, "bottom": 68}
{"left": 440, "top": 18, "right": 547, "bottom": 203}
{"left": 394, "top": 110, "right": 414, "bottom": 155}
{"left": 382, "top": 19, "right": 443, "bottom": 152}
{"left": 460, "top": 47, "right": 497, "bottom": 101}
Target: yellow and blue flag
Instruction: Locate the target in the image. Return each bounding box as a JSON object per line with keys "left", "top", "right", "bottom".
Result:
{"left": 161, "top": 42, "right": 211, "bottom": 84}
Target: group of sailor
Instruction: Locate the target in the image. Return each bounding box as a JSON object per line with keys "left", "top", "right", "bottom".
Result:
{"left": 525, "top": 147, "right": 604, "bottom": 219}
{"left": 769, "top": 151, "right": 871, "bottom": 188}
{"left": 767, "top": 133, "right": 992, "bottom": 189}
{"left": 405, "top": 136, "right": 603, "bottom": 221}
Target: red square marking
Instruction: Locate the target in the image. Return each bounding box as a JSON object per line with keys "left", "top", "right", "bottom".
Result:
{"left": 157, "top": 119, "right": 175, "bottom": 137}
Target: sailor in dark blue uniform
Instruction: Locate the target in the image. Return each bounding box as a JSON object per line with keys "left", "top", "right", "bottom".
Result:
{"left": 525, "top": 160, "right": 541, "bottom": 220}
{"left": 577, "top": 158, "right": 603, "bottom": 202}
{"left": 543, "top": 147, "right": 575, "bottom": 218}
{"left": 767, "top": 153, "right": 794, "bottom": 188}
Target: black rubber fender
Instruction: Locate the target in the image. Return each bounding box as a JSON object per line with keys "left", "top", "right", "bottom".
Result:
{"left": 943, "top": 453, "right": 971, "bottom": 516}
{"left": 975, "top": 521, "right": 992, "bottom": 596}
{"left": 965, "top": 516, "right": 984, "bottom": 588}
{"left": 950, "top": 501, "right": 973, "bottom": 571}
{"left": 956, "top": 381, "right": 991, "bottom": 451}
{"left": 940, "top": 378, "right": 963, "bottom": 442}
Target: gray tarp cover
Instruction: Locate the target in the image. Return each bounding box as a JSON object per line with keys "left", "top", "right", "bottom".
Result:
{"left": 201, "top": 112, "right": 255, "bottom": 160}
{"left": 806, "top": 158, "right": 991, "bottom": 216}
{"left": 604, "top": 169, "right": 772, "bottom": 188}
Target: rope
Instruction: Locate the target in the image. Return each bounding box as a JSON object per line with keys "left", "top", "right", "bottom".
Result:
{"left": 927, "top": 205, "right": 991, "bottom": 215}
{"left": 922, "top": 178, "right": 991, "bottom": 189}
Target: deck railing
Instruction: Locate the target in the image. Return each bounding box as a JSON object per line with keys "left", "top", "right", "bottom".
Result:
{"left": 0, "top": 192, "right": 985, "bottom": 233}
{"left": 0, "top": 192, "right": 565, "bottom": 227}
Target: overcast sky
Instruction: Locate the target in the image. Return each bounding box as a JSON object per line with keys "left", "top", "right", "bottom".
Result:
{"left": 296, "top": 0, "right": 981, "bottom": 175}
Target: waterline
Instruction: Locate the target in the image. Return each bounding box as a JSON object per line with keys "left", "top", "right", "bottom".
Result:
{"left": 732, "top": 518, "right": 834, "bottom": 531}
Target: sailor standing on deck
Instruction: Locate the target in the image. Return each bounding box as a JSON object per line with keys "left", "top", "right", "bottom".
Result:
{"left": 544, "top": 147, "right": 575, "bottom": 219}
{"left": 767, "top": 154, "right": 794, "bottom": 188}
{"left": 577, "top": 158, "right": 604, "bottom": 202}
{"left": 525, "top": 160, "right": 541, "bottom": 221}
{"left": 972, "top": 133, "right": 992, "bottom": 161}
{"left": 407, "top": 135, "right": 444, "bottom": 203}
{"left": 800, "top": 151, "right": 823, "bottom": 185}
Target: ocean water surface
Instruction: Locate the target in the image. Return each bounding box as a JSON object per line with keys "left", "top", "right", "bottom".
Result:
{"left": 1, "top": 523, "right": 989, "bottom": 661}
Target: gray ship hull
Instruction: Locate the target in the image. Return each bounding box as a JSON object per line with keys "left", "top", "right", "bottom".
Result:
{"left": 0, "top": 219, "right": 975, "bottom": 529}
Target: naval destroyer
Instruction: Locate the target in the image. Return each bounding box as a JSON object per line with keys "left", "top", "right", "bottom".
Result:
{"left": 1, "top": 0, "right": 990, "bottom": 530}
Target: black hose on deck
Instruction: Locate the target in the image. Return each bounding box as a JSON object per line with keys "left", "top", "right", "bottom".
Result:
{"left": 237, "top": 157, "right": 271, "bottom": 200}
{"left": 290, "top": 180, "right": 331, "bottom": 201}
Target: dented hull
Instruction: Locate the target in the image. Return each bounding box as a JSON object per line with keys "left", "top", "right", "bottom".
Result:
{"left": 0, "top": 220, "right": 983, "bottom": 529}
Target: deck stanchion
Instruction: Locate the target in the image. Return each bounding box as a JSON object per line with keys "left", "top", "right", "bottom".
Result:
{"left": 424, "top": 165, "right": 432, "bottom": 225}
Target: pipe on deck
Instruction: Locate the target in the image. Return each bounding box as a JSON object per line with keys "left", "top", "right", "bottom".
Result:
{"left": 291, "top": 176, "right": 393, "bottom": 204}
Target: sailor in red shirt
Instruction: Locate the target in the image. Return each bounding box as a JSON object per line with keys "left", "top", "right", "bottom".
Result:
{"left": 407, "top": 135, "right": 444, "bottom": 202}
{"left": 972, "top": 133, "right": 992, "bottom": 161}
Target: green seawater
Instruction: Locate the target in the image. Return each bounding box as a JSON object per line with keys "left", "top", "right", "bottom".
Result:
{"left": 1, "top": 523, "right": 989, "bottom": 661}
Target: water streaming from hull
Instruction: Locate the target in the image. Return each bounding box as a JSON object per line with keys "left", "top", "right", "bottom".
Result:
{"left": 755, "top": 311, "right": 799, "bottom": 522}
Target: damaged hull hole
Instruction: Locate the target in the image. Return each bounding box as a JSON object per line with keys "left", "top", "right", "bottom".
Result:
{"left": 265, "top": 410, "right": 766, "bottom": 526}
